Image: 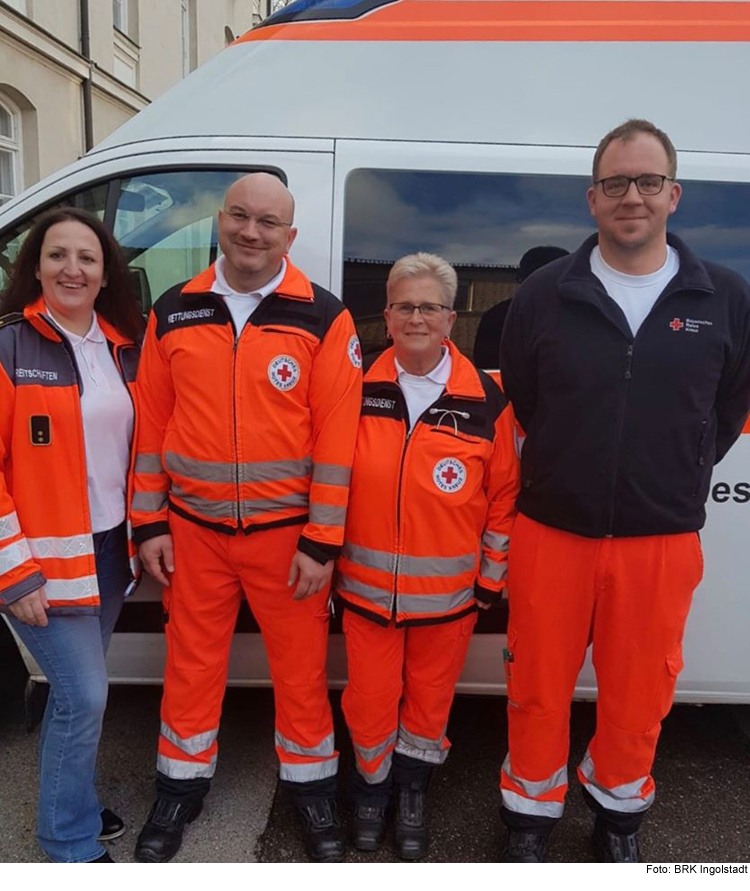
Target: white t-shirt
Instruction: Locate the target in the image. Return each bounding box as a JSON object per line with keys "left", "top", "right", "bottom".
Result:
{"left": 590, "top": 245, "right": 680, "bottom": 337}
{"left": 212, "top": 255, "right": 286, "bottom": 336}
{"left": 395, "top": 347, "right": 452, "bottom": 432}
{"left": 48, "top": 312, "right": 134, "bottom": 534}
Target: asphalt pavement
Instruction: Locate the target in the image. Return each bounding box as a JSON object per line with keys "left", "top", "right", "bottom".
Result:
{"left": 1, "top": 627, "right": 748, "bottom": 863}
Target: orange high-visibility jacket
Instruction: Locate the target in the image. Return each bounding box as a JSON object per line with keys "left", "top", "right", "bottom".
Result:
{"left": 337, "top": 341, "right": 520, "bottom": 626}
{"left": 131, "top": 260, "right": 363, "bottom": 561}
{"left": 0, "top": 298, "right": 139, "bottom": 614}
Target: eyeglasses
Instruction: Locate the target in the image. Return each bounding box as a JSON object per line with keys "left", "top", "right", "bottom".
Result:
{"left": 222, "top": 209, "right": 293, "bottom": 231}
{"left": 594, "top": 174, "right": 674, "bottom": 198}
{"left": 388, "top": 302, "right": 452, "bottom": 318}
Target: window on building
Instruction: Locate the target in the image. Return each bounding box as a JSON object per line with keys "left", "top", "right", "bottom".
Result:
{"left": 0, "top": 97, "right": 22, "bottom": 207}
{"left": 343, "top": 168, "right": 750, "bottom": 366}
{"left": 113, "top": 0, "right": 128, "bottom": 33}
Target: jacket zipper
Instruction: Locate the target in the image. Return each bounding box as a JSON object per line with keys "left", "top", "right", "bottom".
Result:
{"left": 606, "top": 342, "right": 634, "bottom": 535}
{"left": 392, "top": 400, "right": 412, "bottom": 620}
{"left": 230, "top": 320, "right": 242, "bottom": 529}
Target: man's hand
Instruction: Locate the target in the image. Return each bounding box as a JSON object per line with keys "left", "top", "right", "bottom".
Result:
{"left": 139, "top": 534, "right": 174, "bottom": 586}
{"left": 8, "top": 587, "right": 49, "bottom": 627}
{"left": 288, "top": 550, "right": 334, "bottom": 600}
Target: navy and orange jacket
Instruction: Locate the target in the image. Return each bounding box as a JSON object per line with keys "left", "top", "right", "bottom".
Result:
{"left": 131, "top": 259, "right": 363, "bottom": 560}
{"left": 0, "top": 298, "right": 139, "bottom": 614}
{"left": 336, "top": 341, "right": 520, "bottom": 626}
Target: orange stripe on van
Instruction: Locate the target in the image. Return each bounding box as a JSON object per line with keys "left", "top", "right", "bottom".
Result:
{"left": 236, "top": 2, "right": 750, "bottom": 43}
{"left": 742, "top": 415, "right": 750, "bottom": 434}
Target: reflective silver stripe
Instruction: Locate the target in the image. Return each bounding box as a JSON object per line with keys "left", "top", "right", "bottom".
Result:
{"left": 398, "top": 723, "right": 444, "bottom": 752}
{"left": 166, "top": 452, "right": 312, "bottom": 485}
{"left": 135, "top": 453, "right": 164, "bottom": 474}
{"left": 578, "top": 750, "right": 654, "bottom": 813}
{"left": 160, "top": 722, "right": 218, "bottom": 756}
{"left": 27, "top": 533, "right": 94, "bottom": 560}
{"left": 395, "top": 739, "right": 448, "bottom": 765}
{"left": 312, "top": 463, "right": 351, "bottom": 487}
{"left": 344, "top": 543, "right": 474, "bottom": 578}
{"left": 129, "top": 554, "right": 141, "bottom": 577}
{"left": 243, "top": 492, "right": 308, "bottom": 517}
{"left": 353, "top": 730, "right": 398, "bottom": 763}
{"left": 342, "top": 543, "right": 395, "bottom": 574}
{"left": 479, "top": 555, "right": 507, "bottom": 583}
{"left": 0, "top": 510, "right": 22, "bottom": 543}
{"left": 396, "top": 724, "right": 448, "bottom": 764}
{"left": 501, "top": 789, "right": 564, "bottom": 819}
{"left": 356, "top": 750, "right": 393, "bottom": 784}
{"left": 502, "top": 754, "right": 567, "bottom": 798}
{"left": 400, "top": 552, "right": 476, "bottom": 577}
{"left": 44, "top": 574, "right": 98, "bottom": 602}
{"left": 337, "top": 574, "right": 392, "bottom": 611}
{"left": 0, "top": 538, "right": 33, "bottom": 574}
{"left": 309, "top": 503, "right": 346, "bottom": 527}
{"left": 132, "top": 491, "right": 169, "bottom": 513}
{"left": 279, "top": 755, "right": 339, "bottom": 782}
{"left": 171, "top": 488, "right": 309, "bottom": 521}
{"left": 157, "top": 753, "right": 217, "bottom": 780}
{"left": 274, "top": 730, "right": 335, "bottom": 759}
{"left": 397, "top": 588, "right": 474, "bottom": 615}
{"left": 482, "top": 530, "right": 510, "bottom": 553}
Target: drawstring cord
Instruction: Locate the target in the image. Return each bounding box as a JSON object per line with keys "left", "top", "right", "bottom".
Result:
{"left": 429, "top": 408, "right": 470, "bottom": 435}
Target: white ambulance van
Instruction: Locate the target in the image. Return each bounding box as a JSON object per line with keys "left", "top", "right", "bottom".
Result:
{"left": 2, "top": 0, "right": 750, "bottom": 705}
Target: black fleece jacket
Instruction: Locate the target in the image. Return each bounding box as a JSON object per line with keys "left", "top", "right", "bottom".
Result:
{"left": 500, "top": 232, "right": 750, "bottom": 538}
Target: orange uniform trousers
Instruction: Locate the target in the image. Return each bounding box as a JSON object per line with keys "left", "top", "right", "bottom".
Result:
{"left": 157, "top": 512, "right": 337, "bottom": 784}
{"left": 342, "top": 609, "right": 477, "bottom": 783}
{"left": 501, "top": 514, "right": 703, "bottom": 823}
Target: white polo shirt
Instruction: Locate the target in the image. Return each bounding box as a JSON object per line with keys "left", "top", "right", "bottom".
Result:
{"left": 395, "top": 347, "right": 452, "bottom": 432}
{"left": 47, "top": 311, "right": 134, "bottom": 534}
{"left": 212, "top": 256, "right": 287, "bottom": 336}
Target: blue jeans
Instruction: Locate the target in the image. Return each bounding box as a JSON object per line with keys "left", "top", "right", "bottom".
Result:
{"left": 9, "top": 523, "right": 131, "bottom": 863}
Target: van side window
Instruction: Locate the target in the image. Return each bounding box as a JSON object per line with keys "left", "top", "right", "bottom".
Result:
{"left": 0, "top": 183, "right": 107, "bottom": 292}
{"left": 342, "top": 169, "right": 750, "bottom": 368}
{"left": 114, "top": 169, "right": 258, "bottom": 313}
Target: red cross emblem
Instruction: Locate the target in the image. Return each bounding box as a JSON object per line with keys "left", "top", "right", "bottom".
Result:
{"left": 348, "top": 335, "right": 363, "bottom": 369}
{"left": 669, "top": 318, "right": 684, "bottom": 331}
{"left": 433, "top": 458, "right": 466, "bottom": 493}
{"left": 441, "top": 466, "right": 458, "bottom": 485}
{"left": 268, "top": 355, "right": 300, "bottom": 391}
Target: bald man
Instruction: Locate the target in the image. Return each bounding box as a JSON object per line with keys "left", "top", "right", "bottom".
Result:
{"left": 132, "top": 173, "right": 362, "bottom": 862}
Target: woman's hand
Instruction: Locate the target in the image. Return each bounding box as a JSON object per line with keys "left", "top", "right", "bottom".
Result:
{"left": 8, "top": 587, "right": 49, "bottom": 627}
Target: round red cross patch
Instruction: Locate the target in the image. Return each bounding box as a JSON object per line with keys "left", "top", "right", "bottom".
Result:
{"left": 348, "top": 335, "right": 363, "bottom": 369}
{"left": 433, "top": 458, "right": 466, "bottom": 493}
{"left": 268, "top": 355, "right": 300, "bottom": 391}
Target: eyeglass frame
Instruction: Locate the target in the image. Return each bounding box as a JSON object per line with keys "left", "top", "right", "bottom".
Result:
{"left": 593, "top": 173, "right": 675, "bottom": 199}
{"left": 387, "top": 301, "right": 454, "bottom": 317}
{"left": 220, "top": 208, "right": 294, "bottom": 230}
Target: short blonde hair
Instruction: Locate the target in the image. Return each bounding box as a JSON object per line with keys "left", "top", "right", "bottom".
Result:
{"left": 386, "top": 252, "right": 458, "bottom": 308}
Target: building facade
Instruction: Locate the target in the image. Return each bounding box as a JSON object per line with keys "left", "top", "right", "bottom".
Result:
{"left": 0, "top": 0, "right": 265, "bottom": 204}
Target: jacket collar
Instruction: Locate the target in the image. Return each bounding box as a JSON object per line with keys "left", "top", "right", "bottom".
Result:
{"left": 181, "top": 256, "right": 314, "bottom": 302}
{"left": 23, "top": 296, "right": 134, "bottom": 347}
{"left": 366, "top": 339, "right": 486, "bottom": 401}
{"left": 558, "top": 232, "right": 715, "bottom": 303}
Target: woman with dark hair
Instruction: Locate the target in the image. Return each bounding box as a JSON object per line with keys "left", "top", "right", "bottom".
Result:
{"left": 0, "top": 207, "right": 143, "bottom": 862}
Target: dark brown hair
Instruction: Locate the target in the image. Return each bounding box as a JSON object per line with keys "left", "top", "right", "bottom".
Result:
{"left": 0, "top": 207, "right": 145, "bottom": 342}
{"left": 592, "top": 119, "right": 678, "bottom": 182}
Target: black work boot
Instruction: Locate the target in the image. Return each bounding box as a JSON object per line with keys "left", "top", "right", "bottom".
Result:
{"left": 134, "top": 798, "right": 203, "bottom": 863}
{"left": 352, "top": 802, "right": 388, "bottom": 851}
{"left": 592, "top": 821, "right": 641, "bottom": 863}
{"left": 394, "top": 782, "right": 428, "bottom": 860}
{"left": 350, "top": 766, "right": 391, "bottom": 852}
{"left": 296, "top": 797, "right": 344, "bottom": 862}
{"left": 500, "top": 829, "right": 550, "bottom": 862}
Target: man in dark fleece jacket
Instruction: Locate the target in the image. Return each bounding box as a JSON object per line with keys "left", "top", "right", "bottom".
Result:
{"left": 498, "top": 119, "right": 750, "bottom": 864}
